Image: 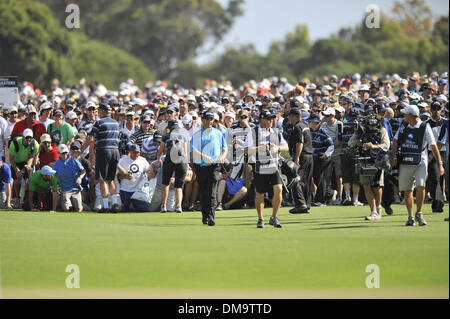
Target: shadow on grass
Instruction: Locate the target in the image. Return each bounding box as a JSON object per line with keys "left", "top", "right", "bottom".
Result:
{"left": 308, "top": 225, "right": 372, "bottom": 230}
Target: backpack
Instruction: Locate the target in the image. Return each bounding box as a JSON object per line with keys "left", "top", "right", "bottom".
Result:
{"left": 10, "top": 125, "right": 38, "bottom": 154}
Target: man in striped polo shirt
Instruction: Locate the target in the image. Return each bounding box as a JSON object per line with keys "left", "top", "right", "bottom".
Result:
{"left": 83, "top": 103, "right": 121, "bottom": 213}
{"left": 129, "top": 115, "right": 154, "bottom": 148}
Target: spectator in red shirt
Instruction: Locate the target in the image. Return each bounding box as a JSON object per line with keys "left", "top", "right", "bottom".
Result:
{"left": 10, "top": 105, "right": 47, "bottom": 145}
{"left": 38, "top": 134, "right": 59, "bottom": 168}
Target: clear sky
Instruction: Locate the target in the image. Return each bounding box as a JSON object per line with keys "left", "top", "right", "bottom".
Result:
{"left": 196, "top": 0, "right": 449, "bottom": 64}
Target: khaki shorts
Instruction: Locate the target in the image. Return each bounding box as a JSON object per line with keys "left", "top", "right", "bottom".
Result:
{"left": 326, "top": 155, "right": 342, "bottom": 178}
{"left": 360, "top": 170, "right": 384, "bottom": 187}
{"left": 61, "top": 190, "right": 82, "bottom": 211}
{"left": 399, "top": 164, "right": 428, "bottom": 191}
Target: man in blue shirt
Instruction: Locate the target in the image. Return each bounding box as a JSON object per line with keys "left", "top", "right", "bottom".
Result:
{"left": 53, "top": 144, "right": 86, "bottom": 212}
{"left": 0, "top": 157, "right": 13, "bottom": 209}
{"left": 190, "top": 110, "right": 227, "bottom": 226}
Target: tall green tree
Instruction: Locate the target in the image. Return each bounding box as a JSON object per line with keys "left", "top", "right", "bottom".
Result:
{"left": 41, "top": 0, "right": 244, "bottom": 79}
{"left": 0, "top": 0, "right": 154, "bottom": 89}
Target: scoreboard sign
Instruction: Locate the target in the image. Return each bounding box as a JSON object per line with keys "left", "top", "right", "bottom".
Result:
{"left": 0, "top": 76, "right": 19, "bottom": 110}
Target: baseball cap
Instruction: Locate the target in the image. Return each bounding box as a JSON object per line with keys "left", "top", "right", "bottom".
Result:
{"left": 39, "top": 102, "right": 53, "bottom": 111}
{"left": 52, "top": 109, "right": 63, "bottom": 117}
{"left": 23, "top": 128, "right": 33, "bottom": 138}
{"left": 400, "top": 104, "right": 420, "bottom": 116}
{"left": 129, "top": 144, "right": 140, "bottom": 153}
{"left": 70, "top": 141, "right": 82, "bottom": 150}
{"left": 288, "top": 108, "right": 301, "bottom": 116}
{"left": 66, "top": 111, "right": 77, "bottom": 120}
{"left": 86, "top": 101, "right": 97, "bottom": 109}
{"left": 358, "top": 84, "right": 370, "bottom": 91}
{"left": 126, "top": 109, "right": 135, "bottom": 116}
{"left": 335, "top": 105, "right": 346, "bottom": 113}
{"left": 98, "top": 103, "right": 111, "bottom": 112}
{"left": 186, "top": 94, "right": 196, "bottom": 103}
{"left": 58, "top": 144, "right": 69, "bottom": 154}
{"left": 420, "top": 112, "right": 431, "bottom": 118}
{"left": 430, "top": 101, "right": 442, "bottom": 110}
{"left": 348, "top": 108, "right": 361, "bottom": 118}
{"left": 8, "top": 106, "right": 18, "bottom": 114}
{"left": 182, "top": 114, "right": 193, "bottom": 125}
{"left": 41, "top": 165, "right": 56, "bottom": 176}
{"left": 167, "top": 120, "right": 179, "bottom": 129}
{"left": 140, "top": 115, "right": 152, "bottom": 122}
{"left": 108, "top": 98, "right": 119, "bottom": 106}
{"left": 259, "top": 110, "right": 276, "bottom": 120}
{"left": 202, "top": 110, "right": 214, "bottom": 119}
{"left": 340, "top": 96, "right": 354, "bottom": 104}
{"left": 438, "top": 78, "right": 448, "bottom": 85}
{"left": 25, "top": 105, "right": 37, "bottom": 114}
{"left": 307, "top": 113, "right": 321, "bottom": 123}
{"left": 213, "top": 113, "right": 220, "bottom": 121}
{"left": 420, "top": 82, "right": 432, "bottom": 90}
{"left": 153, "top": 132, "right": 162, "bottom": 143}
{"left": 241, "top": 102, "right": 252, "bottom": 110}
{"left": 40, "top": 133, "right": 52, "bottom": 144}
{"left": 224, "top": 112, "right": 236, "bottom": 120}
{"left": 166, "top": 104, "right": 177, "bottom": 113}
{"left": 322, "top": 108, "right": 336, "bottom": 116}
{"left": 306, "top": 83, "right": 316, "bottom": 90}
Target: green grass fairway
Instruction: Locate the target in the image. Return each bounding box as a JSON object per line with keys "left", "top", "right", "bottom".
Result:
{"left": 0, "top": 204, "right": 448, "bottom": 298}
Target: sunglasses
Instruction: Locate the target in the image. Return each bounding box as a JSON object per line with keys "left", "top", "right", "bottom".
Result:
{"left": 43, "top": 141, "right": 51, "bottom": 145}
{"left": 25, "top": 136, "right": 33, "bottom": 140}
{"left": 143, "top": 121, "right": 151, "bottom": 124}
{"left": 240, "top": 116, "right": 248, "bottom": 119}
{"left": 192, "top": 117, "right": 197, "bottom": 120}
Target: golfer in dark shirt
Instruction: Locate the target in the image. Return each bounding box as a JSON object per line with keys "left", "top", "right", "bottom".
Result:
{"left": 287, "top": 108, "right": 314, "bottom": 214}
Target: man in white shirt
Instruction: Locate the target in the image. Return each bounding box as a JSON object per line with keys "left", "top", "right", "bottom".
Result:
{"left": 179, "top": 114, "right": 199, "bottom": 142}
{"left": 245, "top": 111, "right": 289, "bottom": 229}
{"left": 117, "top": 144, "right": 151, "bottom": 212}
{"left": 392, "top": 105, "right": 445, "bottom": 226}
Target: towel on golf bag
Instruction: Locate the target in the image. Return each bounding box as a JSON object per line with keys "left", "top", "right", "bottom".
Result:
{"left": 131, "top": 182, "right": 151, "bottom": 203}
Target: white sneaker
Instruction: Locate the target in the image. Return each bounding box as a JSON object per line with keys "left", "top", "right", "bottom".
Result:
{"left": 331, "top": 190, "right": 338, "bottom": 202}
{"left": 353, "top": 201, "right": 364, "bottom": 206}
{"left": 377, "top": 205, "right": 382, "bottom": 216}
{"left": 365, "top": 211, "right": 381, "bottom": 221}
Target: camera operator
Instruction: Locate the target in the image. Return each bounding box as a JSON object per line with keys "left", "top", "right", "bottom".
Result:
{"left": 341, "top": 108, "right": 363, "bottom": 206}
{"left": 348, "top": 112, "right": 390, "bottom": 221}
{"left": 425, "top": 101, "right": 447, "bottom": 213}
